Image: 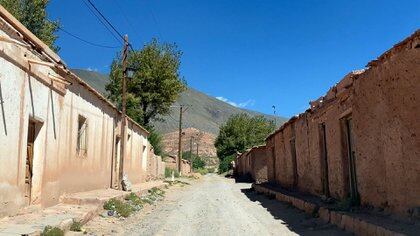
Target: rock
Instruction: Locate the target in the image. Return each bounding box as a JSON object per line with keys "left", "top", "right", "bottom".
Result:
{"left": 107, "top": 210, "right": 115, "bottom": 216}
{"left": 121, "top": 174, "right": 132, "bottom": 191}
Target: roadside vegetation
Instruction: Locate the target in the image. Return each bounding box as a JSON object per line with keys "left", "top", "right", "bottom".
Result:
{"left": 41, "top": 226, "right": 64, "bottom": 236}
{"left": 215, "top": 113, "right": 275, "bottom": 173}
{"left": 103, "top": 187, "right": 166, "bottom": 218}
{"left": 165, "top": 167, "right": 180, "bottom": 178}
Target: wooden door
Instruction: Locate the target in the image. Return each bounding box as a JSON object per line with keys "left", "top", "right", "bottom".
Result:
{"left": 25, "top": 121, "right": 35, "bottom": 205}
{"left": 346, "top": 118, "right": 359, "bottom": 205}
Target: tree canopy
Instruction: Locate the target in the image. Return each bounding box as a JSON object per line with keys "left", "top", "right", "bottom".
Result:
{"left": 106, "top": 39, "right": 186, "bottom": 128}
{"left": 1, "top": 0, "right": 60, "bottom": 51}
{"left": 215, "top": 113, "right": 275, "bottom": 172}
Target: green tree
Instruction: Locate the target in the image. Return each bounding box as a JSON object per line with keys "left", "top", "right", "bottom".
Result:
{"left": 148, "top": 128, "right": 163, "bottom": 156}
{"left": 1, "top": 0, "right": 60, "bottom": 51}
{"left": 106, "top": 39, "right": 186, "bottom": 128}
{"left": 215, "top": 113, "right": 275, "bottom": 172}
{"left": 182, "top": 151, "right": 206, "bottom": 170}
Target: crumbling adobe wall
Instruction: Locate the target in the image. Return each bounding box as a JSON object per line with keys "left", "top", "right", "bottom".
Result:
{"left": 266, "top": 31, "right": 420, "bottom": 217}
{"left": 181, "top": 160, "right": 192, "bottom": 176}
{"left": 351, "top": 32, "right": 420, "bottom": 215}
{"left": 249, "top": 146, "right": 268, "bottom": 183}
{"left": 294, "top": 114, "right": 319, "bottom": 195}
{"left": 273, "top": 124, "right": 297, "bottom": 188}
{"left": 265, "top": 137, "right": 276, "bottom": 183}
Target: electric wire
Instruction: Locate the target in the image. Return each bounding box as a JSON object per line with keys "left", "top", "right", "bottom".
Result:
{"left": 58, "top": 27, "right": 119, "bottom": 49}
{"left": 84, "top": 0, "right": 134, "bottom": 51}
{"left": 80, "top": 0, "right": 123, "bottom": 45}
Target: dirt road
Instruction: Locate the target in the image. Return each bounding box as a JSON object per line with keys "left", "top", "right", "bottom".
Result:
{"left": 84, "top": 174, "right": 349, "bottom": 235}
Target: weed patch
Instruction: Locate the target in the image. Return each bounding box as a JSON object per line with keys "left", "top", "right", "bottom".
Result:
{"left": 103, "top": 198, "right": 135, "bottom": 217}
{"left": 41, "top": 226, "right": 64, "bottom": 236}
{"left": 69, "top": 220, "right": 82, "bottom": 232}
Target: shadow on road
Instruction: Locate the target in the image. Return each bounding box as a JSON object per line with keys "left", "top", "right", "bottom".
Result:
{"left": 232, "top": 174, "right": 254, "bottom": 183}
{"left": 240, "top": 187, "right": 350, "bottom": 236}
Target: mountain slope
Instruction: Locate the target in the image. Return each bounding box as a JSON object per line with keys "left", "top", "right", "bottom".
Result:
{"left": 72, "top": 69, "right": 287, "bottom": 135}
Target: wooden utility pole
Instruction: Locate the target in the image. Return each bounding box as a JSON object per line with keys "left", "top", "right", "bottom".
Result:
{"left": 190, "top": 136, "right": 194, "bottom": 159}
{"left": 196, "top": 141, "right": 199, "bottom": 158}
{"left": 177, "top": 105, "right": 183, "bottom": 172}
{"left": 118, "top": 34, "right": 129, "bottom": 189}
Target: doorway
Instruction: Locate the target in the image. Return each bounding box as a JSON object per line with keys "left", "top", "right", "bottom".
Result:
{"left": 25, "top": 120, "right": 41, "bottom": 205}
{"left": 319, "top": 123, "right": 330, "bottom": 197}
{"left": 345, "top": 117, "right": 359, "bottom": 205}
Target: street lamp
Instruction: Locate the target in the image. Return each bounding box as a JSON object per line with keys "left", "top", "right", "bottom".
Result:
{"left": 125, "top": 67, "right": 136, "bottom": 79}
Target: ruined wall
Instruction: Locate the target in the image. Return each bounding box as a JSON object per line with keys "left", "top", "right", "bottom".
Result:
{"left": 156, "top": 156, "right": 165, "bottom": 179}
{"left": 351, "top": 33, "right": 420, "bottom": 215}
{"left": 294, "top": 114, "right": 319, "bottom": 195}
{"left": 266, "top": 31, "right": 420, "bottom": 216}
{"left": 164, "top": 156, "right": 177, "bottom": 171}
{"left": 273, "top": 127, "right": 295, "bottom": 188}
{"left": 249, "top": 146, "right": 268, "bottom": 183}
{"left": 265, "top": 137, "right": 275, "bottom": 183}
{"left": 181, "top": 160, "right": 192, "bottom": 176}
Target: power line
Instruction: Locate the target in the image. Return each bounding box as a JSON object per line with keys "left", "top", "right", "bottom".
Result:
{"left": 84, "top": 0, "right": 134, "bottom": 51}
{"left": 58, "top": 27, "right": 119, "bottom": 49}
{"left": 86, "top": 0, "right": 125, "bottom": 41}
{"left": 111, "top": 0, "right": 142, "bottom": 42}
{"left": 80, "top": 0, "right": 122, "bottom": 45}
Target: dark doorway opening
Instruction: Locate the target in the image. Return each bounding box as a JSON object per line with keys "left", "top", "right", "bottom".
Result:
{"left": 345, "top": 117, "right": 359, "bottom": 205}
{"left": 319, "top": 123, "right": 330, "bottom": 197}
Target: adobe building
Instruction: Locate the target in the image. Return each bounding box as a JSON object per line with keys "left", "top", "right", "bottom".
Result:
{"left": 236, "top": 146, "right": 268, "bottom": 183}
{"left": 0, "top": 6, "right": 164, "bottom": 217}
{"left": 264, "top": 30, "right": 420, "bottom": 217}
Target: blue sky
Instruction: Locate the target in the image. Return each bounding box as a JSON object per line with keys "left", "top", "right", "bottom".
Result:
{"left": 48, "top": 0, "right": 420, "bottom": 118}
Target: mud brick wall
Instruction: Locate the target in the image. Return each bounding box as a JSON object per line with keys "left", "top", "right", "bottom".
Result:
{"left": 249, "top": 146, "right": 268, "bottom": 183}
{"left": 265, "top": 138, "right": 276, "bottom": 183}
{"left": 265, "top": 30, "right": 420, "bottom": 216}
{"left": 351, "top": 33, "right": 420, "bottom": 215}
{"left": 181, "top": 160, "right": 192, "bottom": 176}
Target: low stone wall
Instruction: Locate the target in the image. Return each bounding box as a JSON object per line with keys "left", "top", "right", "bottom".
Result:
{"left": 253, "top": 184, "right": 417, "bottom": 235}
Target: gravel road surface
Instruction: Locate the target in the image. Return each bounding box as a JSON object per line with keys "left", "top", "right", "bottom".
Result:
{"left": 115, "top": 174, "right": 348, "bottom": 236}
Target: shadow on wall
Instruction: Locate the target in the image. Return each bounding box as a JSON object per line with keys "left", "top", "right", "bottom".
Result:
{"left": 0, "top": 81, "right": 7, "bottom": 135}
{"left": 239, "top": 187, "right": 350, "bottom": 236}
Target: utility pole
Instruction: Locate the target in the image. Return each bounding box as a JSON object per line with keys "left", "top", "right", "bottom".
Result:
{"left": 190, "top": 136, "right": 194, "bottom": 159}
{"left": 177, "top": 105, "right": 183, "bottom": 173}
{"left": 196, "top": 142, "right": 199, "bottom": 159}
{"left": 119, "top": 35, "right": 129, "bottom": 189}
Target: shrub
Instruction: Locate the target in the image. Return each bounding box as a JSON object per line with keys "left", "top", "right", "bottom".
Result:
{"left": 165, "top": 167, "right": 180, "bottom": 178}
{"left": 41, "top": 226, "right": 64, "bottom": 236}
{"left": 218, "top": 155, "right": 235, "bottom": 174}
{"left": 69, "top": 220, "right": 82, "bottom": 232}
{"left": 103, "top": 198, "right": 135, "bottom": 217}
{"left": 207, "top": 167, "right": 215, "bottom": 173}
{"left": 195, "top": 168, "right": 208, "bottom": 175}
{"left": 125, "top": 192, "right": 144, "bottom": 208}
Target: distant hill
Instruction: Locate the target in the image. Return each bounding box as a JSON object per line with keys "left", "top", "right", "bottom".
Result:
{"left": 72, "top": 69, "right": 287, "bottom": 135}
